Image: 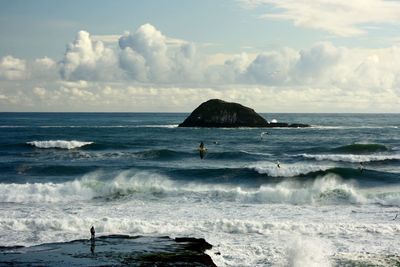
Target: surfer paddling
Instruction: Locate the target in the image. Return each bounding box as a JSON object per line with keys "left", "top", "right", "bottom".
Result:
{"left": 359, "top": 162, "right": 364, "bottom": 173}
{"left": 199, "top": 141, "right": 207, "bottom": 159}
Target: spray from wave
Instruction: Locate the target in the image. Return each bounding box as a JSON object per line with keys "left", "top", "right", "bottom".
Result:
{"left": 27, "top": 140, "right": 93, "bottom": 149}
{"left": 286, "top": 237, "right": 332, "bottom": 267}
{"left": 1, "top": 170, "right": 399, "bottom": 206}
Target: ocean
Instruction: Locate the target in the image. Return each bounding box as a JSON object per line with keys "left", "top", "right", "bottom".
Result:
{"left": 0, "top": 112, "right": 399, "bottom": 266}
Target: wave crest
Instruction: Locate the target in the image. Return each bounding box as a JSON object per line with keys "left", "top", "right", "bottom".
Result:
{"left": 27, "top": 140, "right": 93, "bottom": 149}
{"left": 249, "top": 162, "right": 331, "bottom": 177}
{"left": 299, "top": 153, "right": 400, "bottom": 163}
{"left": 1, "top": 170, "right": 399, "bottom": 206}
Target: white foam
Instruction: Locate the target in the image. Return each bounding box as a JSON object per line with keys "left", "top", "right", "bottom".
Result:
{"left": 249, "top": 162, "right": 331, "bottom": 177}
{"left": 286, "top": 237, "right": 332, "bottom": 267}
{"left": 0, "top": 180, "right": 95, "bottom": 203}
{"left": 4, "top": 170, "right": 400, "bottom": 206}
{"left": 0, "top": 171, "right": 173, "bottom": 203}
{"left": 299, "top": 153, "right": 400, "bottom": 163}
{"left": 27, "top": 140, "right": 93, "bottom": 149}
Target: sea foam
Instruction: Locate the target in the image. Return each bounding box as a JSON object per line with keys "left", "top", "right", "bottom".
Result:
{"left": 1, "top": 170, "right": 399, "bottom": 206}
{"left": 27, "top": 140, "right": 93, "bottom": 149}
{"left": 299, "top": 153, "right": 400, "bottom": 163}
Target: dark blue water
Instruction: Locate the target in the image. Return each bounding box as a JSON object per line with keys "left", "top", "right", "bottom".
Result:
{"left": 0, "top": 113, "right": 399, "bottom": 186}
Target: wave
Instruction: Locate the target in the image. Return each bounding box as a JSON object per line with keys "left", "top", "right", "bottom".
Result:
{"left": 27, "top": 140, "right": 93, "bottom": 149}
{"left": 249, "top": 162, "right": 332, "bottom": 178}
{"left": 134, "top": 149, "right": 190, "bottom": 160}
{"left": 2, "top": 215, "right": 399, "bottom": 248}
{"left": 133, "top": 149, "right": 268, "bottom": 161}
{"left": 311, "top": 125, "right": 399, "bottom": 130}
{"left": 205, "top": 150, "right": 268, "bottom": 160}
{"left": 1, "top": 170, "right": 400, "bottom": 206}
{"left": 332, "top": 143, "right": 389, "bottom": 154}
{"left": 299, "top": 153, "right": 400, "bottom": 163}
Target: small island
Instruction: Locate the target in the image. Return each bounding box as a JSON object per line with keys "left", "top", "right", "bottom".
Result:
{"left": 178, "top": 99, "right": 309, "bottom": 128}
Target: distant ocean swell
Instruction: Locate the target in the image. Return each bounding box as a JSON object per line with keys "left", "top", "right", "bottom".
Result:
{"left": 1, "top": 170, "right": 399, "bottom": 206}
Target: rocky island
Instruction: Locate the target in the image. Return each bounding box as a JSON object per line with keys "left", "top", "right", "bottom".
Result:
{"left": 178, "top": 99, "right": 309, "bottom": 128}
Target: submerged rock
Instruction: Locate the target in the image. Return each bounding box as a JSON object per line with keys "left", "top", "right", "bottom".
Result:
{"left": 178, "top": 99, "right": 309, "bottom": 128}
{"left": 0, "top": 235, "right": 216, "bottom": 267}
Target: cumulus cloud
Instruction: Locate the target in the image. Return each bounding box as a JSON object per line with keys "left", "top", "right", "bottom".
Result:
{"left": 0, "top": 56, "right": 27, "bottom": 80}
{"left": 118, "top": 23, "right": 204, "bottom": 83}
{"left": 242, "top": 0, "right": 400, "bottom": 36}
{"left": 2, "top": 23, "right": 400, "bottom": 112}
{"left": 59, "top": 30, "right": 118, "bottom": 81}
{"left": 30, "top": 57, "right": 58, "bottom": 79}
{"left": 246, "top": 48, "right": 298, "bottom": 84}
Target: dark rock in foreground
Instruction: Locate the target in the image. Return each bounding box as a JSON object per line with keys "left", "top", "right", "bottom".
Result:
{"left": 179, "top": 99, "right": 309, "bottom": 128}
{"left": 0, "top": 235, "right": 216, "bottom": 267}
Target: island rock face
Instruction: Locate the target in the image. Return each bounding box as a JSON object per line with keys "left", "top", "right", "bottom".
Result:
{"left": 179, "top": 99, "right": 309, "bottom": 128}
{"left": 179, "top": 99, "right": 268, "bottom": 127}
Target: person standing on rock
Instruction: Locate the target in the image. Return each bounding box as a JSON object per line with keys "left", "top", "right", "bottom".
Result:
{"left": 90, "top": 226, "right": 95, "bottom": 240}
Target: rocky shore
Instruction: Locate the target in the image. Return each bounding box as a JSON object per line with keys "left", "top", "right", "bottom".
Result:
{"left": 0, "top": 235, "right": 216, "bottom": 266}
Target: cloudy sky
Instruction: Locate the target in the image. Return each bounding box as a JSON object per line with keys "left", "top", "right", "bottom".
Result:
{"left": 1, "top": 0, "right": 400, "bottom": 112}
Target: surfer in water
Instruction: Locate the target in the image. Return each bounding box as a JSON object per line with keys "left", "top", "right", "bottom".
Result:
{"left": 276, "top": 161, "right": 281, "bottom": 168}
{"left": 199, "top": 142, "right": 207, "bottom": 159}
{"left": 359, "top": 162, "right": 364, "bottom": 173}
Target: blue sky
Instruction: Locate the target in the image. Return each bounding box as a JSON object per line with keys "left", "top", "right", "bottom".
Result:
{"left": 2, "top": 0, "right": 394, "bottom": 59}
{"left": 1, "top": 0, "right": 400, "bottom": 112}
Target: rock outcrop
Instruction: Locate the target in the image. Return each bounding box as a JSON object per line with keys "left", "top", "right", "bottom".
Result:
{"left": 0, "top": 235, "right": 216, "bottom": 267}
{"left": 178, "top": 99, "right": 309, "bottom": 128}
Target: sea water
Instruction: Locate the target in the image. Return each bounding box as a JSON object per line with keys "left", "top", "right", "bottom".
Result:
{"left": 0, "top": 113, "right": 399, "bottom": 266}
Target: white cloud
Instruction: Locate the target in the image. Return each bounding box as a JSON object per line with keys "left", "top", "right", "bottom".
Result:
{"left": 246, "top": 48, "right": 298, "bottom": 84}
{"left": 2, "top": 23, "right": 400, "bottom": 112}
{"left": 242, "top": 0, "right": 400, "bottom": 36}
{"left": 0, "top": 56, "right": 27, "bottom": 80}
{"left": 118, "top": 23, "right": 204, "bottom": 83}
{"left": 59, "top": 30, "right": 119, "bottom": 81}
{"left": 33, "top": 87, "right": 47, "bottom": 97}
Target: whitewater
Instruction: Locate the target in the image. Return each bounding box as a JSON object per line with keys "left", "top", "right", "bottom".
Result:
{"left": 0, "top": 112, "right": 399, "bottom": 266}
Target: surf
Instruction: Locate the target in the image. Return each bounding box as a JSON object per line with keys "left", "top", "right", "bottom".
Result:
{"left": 298, "top": 153, "right": 400, "bottom": 163}
{"left": 27, "top": 140, "right": 93, "bottom": 149}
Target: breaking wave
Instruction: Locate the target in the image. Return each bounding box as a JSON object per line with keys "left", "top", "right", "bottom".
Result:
{"left": 249, "top": 162, "right": 332, "bottom": 178}
{"left": 27, "top": 140, "right": 93, "bottom": 149}
{"left": 1, "top": 170, "right": 399, "bottom": 206}
{"left": 299, "top": 153, "right": 400, "bottom": 163}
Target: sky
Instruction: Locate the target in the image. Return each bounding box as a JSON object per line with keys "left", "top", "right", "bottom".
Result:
{"left": 1, "top": 0, "right": 400, "bottom": 112}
